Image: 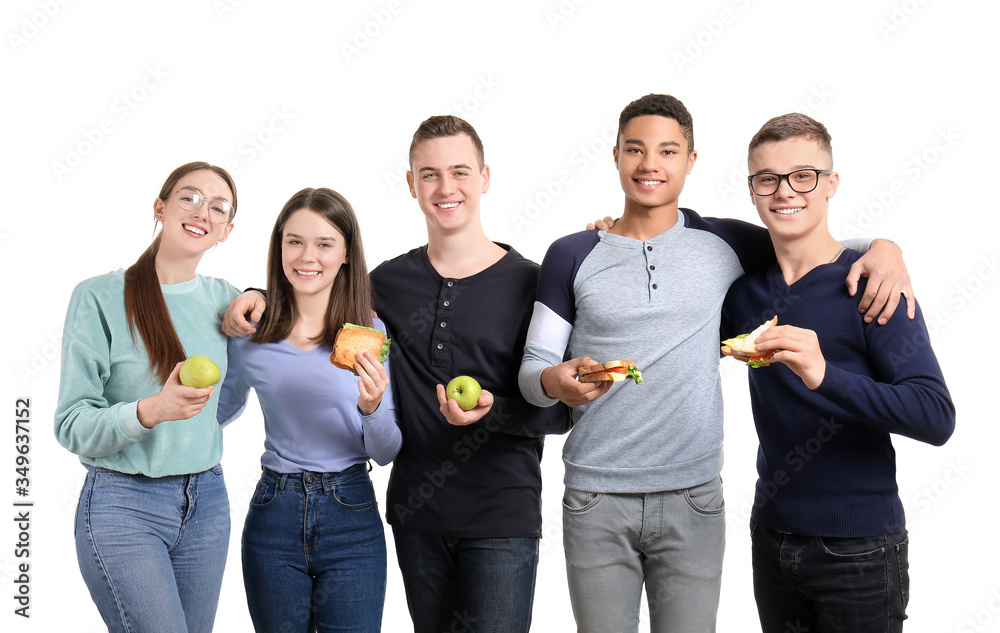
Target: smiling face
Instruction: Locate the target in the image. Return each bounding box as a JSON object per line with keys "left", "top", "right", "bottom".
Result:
{"left": 406, "top": 133, "right": 490, "bottom": 234}
{"left": 614, "top": 115, "right": 696, "bottom": 216}
{"left": 281, "top": 208, "right": 349, "bottom": 301}
{"left": 747, "top": 137, "right": 839, "bottom": 244}
{"left": 154, "top": 169, "right": 235, "bottom": 256}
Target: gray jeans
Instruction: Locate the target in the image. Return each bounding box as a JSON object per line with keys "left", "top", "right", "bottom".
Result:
{"left": 562, "top": 476, "right": 726, "bottom": 633}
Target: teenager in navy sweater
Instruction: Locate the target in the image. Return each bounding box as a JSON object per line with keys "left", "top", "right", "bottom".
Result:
{"left": 721, "top": 113, "right": 955, "bottom": 633}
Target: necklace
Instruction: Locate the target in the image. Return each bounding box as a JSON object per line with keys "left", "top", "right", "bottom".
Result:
{"left": 828, "top": 245, "right": 845, "bottom": 264}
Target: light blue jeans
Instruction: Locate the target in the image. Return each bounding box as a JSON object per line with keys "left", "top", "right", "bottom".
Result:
{"left": 562, "top": 476, "right": 726, "bottom": 633}
{"left": 75, "top": 464, "right": 230, "bottom": 633}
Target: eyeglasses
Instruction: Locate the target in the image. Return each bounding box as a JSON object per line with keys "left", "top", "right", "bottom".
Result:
{"left": 169, "top": 187, "right": 235, "bottom": 224}
{"left": 748, "top": 169, "right": 833, "bottom": 196}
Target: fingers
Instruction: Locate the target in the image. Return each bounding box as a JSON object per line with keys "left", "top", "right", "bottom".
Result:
{"left": 587, "top": 217, "right": 616, "bottom": 231}
{"left": 435, "top": 383, "right": 449, "bottom": 408}
{"left": 436, "top": 385, "right": 493, "bottom": 426}
{"left": 356, "top": 353, "right": 388, "bottom": 410}
{"left": 167, "top": 361, "right": 185, "bottom": 384}
{"left": 902, "top": 284, "right": 916, "bottom": 320}
{"left": 844, "top": 263, "right": 861, "bottom": 298}
{"left": 478, "top": 389, "right": 495, "bottom": 409}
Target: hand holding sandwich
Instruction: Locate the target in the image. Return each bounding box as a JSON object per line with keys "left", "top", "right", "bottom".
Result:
{"left": 355, "top": 351, "right": 390, "bottom": 415}
{"left": 436, "top": 384, "right": 494, "bottom": 426}
{"left": 754, "top": 325, "right": 827, "bottom": 390}
{"left": 541, "top": 356, "right": 613, "bottom": 408}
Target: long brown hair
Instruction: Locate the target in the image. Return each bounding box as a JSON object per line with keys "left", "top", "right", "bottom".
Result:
{"left": 253, "top": 188, "right": 373, "bottom": 347}
{"left": 124, "top": 162, "right": 238, "bottom": 384}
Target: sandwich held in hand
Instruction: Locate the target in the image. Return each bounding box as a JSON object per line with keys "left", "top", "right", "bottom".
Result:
{"left": 179, "top": 355, "right": 221, "bottom": 388}
{"left": 330, "top": 324, "right": 391, "bottom": 374}
{"left": 578, "top": 360, "right": 643, "bottom": 384}
{"left": 721, "top": 316, "right": 777, "bottom": 368}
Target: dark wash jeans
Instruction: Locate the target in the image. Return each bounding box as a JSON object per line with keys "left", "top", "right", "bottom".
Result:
{"left": 751, "top": 520, "right": 909, "bottom": 633}
{"left": 392, "top": 527, "right": 539, "bottom": 633}
{"left": 242, "top": 464, "right": 386, "bottom": 633}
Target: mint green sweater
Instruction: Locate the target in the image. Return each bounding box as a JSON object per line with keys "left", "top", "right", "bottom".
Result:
{"left": 54, "top": 269, "right": 239, "bottom": 477}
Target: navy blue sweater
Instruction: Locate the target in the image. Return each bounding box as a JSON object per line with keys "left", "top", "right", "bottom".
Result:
{"left": 721, "top": 249, "right": 955, "bottom": 537}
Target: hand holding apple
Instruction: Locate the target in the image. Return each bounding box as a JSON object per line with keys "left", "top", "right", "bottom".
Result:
{"left": 437, "top": 378, "right": 493, "bottom": 427}
{"left": 446, "top": 375, "right": 482, "bottom": 411}
{"left": 137, "top": 361, "right": 216, "bottom": 429}
{"left": 179, "top": 355, "right": 221, "bottom": 388}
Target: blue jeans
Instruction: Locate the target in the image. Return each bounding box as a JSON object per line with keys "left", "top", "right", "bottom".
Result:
{"left": 241, "top": 464, "right": 386, "bottom": 633}
{"left": 562, "top": 477, "right": 726, "bottom": 633}
{"left": 751, "top": 520, "right": 909, "bottom": 633}
{"left": 75, "top": 464, "right": 230, "bottom": 633}
{"left": 392, "top": 528, "right": 539, "bottom": 633}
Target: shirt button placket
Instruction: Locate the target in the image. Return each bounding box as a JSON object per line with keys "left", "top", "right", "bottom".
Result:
{"left": 432, "top": 279, "right": 456, "bottom": 367}
{"left": 645, "top": 243, "right": 660, "bottom": 299}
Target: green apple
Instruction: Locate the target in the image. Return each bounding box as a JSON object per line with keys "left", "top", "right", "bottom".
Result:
{"left": 179, "top": 355, "right": 221, "bottom": 388}
{"left": 446, "top": 375, "right": 482, "bottom": 411}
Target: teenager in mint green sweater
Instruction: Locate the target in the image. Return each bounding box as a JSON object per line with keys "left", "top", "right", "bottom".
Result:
{"left": 55, "top": 162, "right": 240, "bottom": 633}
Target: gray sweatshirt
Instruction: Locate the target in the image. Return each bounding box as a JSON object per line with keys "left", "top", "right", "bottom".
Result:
{"left": 519, "top": 210, "right": 774, "bottom": 493}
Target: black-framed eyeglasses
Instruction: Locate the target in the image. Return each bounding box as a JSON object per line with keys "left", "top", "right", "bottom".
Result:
{"left": 748, "top": 169, "right": 833, "bottom": 196}
{"left": 169, "top": 187, "right": 235, "bottom": 224}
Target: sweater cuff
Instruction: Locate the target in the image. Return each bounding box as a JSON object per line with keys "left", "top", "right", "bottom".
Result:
{"left": 117, "top": 401, "right": 151, "bottom": 441}
{"left": 816, "top": 363, "right": 853, "bottom": 403}
{"left": 359, "top": 401, "right": 390, "bottom": 426}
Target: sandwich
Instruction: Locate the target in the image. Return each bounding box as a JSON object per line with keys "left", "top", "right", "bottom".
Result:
{"left": 577, "top": 360, "right": 643, "bottom": 384}
{"left": 330, "top": 323, "right": 392, "bottom": 374}
{"left": 721, "top": 316, "right": 777, "bottom": 368}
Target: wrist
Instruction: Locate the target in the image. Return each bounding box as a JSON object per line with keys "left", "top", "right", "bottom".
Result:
{"left": 540, "top": 367, "right": 557, "bottom": 399}
{"left": 359, "top": 398, "right": 381, "bottom": 416}
{"left": 136, "top": 396, "right": 161, "bottom": 429}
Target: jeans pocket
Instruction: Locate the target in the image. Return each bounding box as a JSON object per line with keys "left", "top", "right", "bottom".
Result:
{"left": 683, "top": 477, "right": 725, "bottom": 516}
{"left": 249, "top": 479, "right": 278, "bottom": 509}
{"left": 332, "top": 475, "right": 376, "bottom": 509}
{"left": 562, "top": 487, "right": 603, "bottom": 514}
{"left": 894, "top": 533, "right": 910, "bottom": 613}
{"left": 818, "top": 535, "right": 886, "bottom": 560}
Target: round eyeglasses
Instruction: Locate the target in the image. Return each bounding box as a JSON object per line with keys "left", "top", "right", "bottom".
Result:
{"left": 748, "top": 169, "right": 833, "bottom": 196}
{"left": 169, "top": 187, "right": 235, "bottom": 224}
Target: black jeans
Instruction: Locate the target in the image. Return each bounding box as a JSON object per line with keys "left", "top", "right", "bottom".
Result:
{"left": 751, "top": 520, "right": 909, "bottom": 633}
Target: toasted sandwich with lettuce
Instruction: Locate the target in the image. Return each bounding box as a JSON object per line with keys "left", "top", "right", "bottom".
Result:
{"left": 578, "top": 360, "right": 643, "bottom": 384}
{"left": 330, "top": 323, "right": 391, "bottom": 374}
{"left": 721, "top": 317, "right": 777, "bottom": 368}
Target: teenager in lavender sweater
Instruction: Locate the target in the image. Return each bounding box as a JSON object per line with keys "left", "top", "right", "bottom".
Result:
{"left": 721, "top": 113, "right": 955, "bottom": 633}
{"left": 218, "top": 188, "right": 401, "bottom": 633}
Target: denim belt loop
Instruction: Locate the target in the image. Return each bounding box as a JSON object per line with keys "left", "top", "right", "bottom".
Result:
{"left": 276, "top": 472, "right": 288, "bottom": 492}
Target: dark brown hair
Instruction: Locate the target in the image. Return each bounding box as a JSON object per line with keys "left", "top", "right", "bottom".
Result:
{"left": 253, "top": 188, "right": 374, "bottom": 348}
{"left": 748, "top": 113, "right": 833, "bottom": 163}
{"left": 124, "top": 162, "right": 238, "bottom": 384}
{"left": 618, "top": 94, "right": 695, "bottom": 153}
{"left": 409, "top": 115, "right": 485, "bottom": 170}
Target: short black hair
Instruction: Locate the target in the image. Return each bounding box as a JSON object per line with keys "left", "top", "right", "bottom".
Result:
{"left": 618, "top": 94, "right": 694, "bottom": 153}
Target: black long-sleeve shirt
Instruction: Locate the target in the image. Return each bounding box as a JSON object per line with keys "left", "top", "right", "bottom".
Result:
{"left": 372, "top": 243, "right": 572, "bottom": 538}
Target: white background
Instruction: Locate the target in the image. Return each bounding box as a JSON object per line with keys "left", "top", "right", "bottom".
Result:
{"left": 2, "top": 1, "right": 997, "bottom": 631}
